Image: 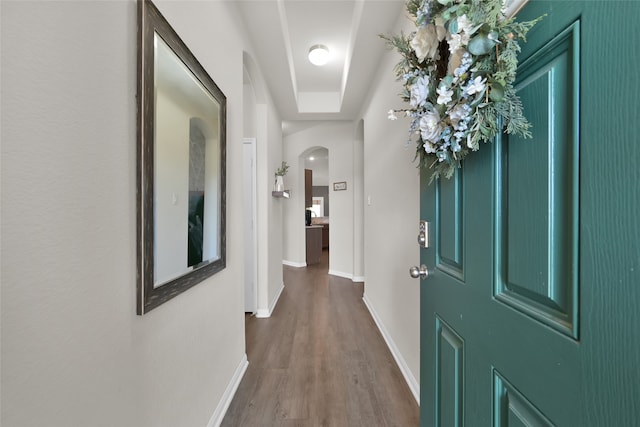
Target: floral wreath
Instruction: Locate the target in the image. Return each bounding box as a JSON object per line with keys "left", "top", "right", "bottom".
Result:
{"left": 382, "top": 0, "right": 543, "bottom": 180}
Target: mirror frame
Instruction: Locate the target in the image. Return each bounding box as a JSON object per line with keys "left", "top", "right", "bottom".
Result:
{"left": 136, "top": 0, "right": 227, "bottom": 314}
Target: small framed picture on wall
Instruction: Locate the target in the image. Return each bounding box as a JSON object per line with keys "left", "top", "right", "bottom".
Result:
{"left": 333, "top": 181, "right": 347, "bottom": 191}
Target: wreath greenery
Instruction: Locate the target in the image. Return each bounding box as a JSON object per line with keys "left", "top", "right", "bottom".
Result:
{"left": 382, "top": 0, "right": 543, "bottom": 180}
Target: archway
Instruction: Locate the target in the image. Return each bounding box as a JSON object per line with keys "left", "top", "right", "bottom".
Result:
{"left": 301, "top": 147, "right": 330, "bottom": 265}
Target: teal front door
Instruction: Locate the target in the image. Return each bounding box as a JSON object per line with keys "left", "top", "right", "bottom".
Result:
{"left": 419, "top": 2, "right": 640, "bottom": 425}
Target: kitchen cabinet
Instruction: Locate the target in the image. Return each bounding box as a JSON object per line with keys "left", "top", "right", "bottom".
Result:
{"left": 322, "top": 224, "right": 329, "bottom": 249}
{"left": 305, "top": 226, "right": 322, "bottom": 265}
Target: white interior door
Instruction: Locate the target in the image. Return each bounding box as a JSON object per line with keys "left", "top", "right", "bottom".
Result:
{"left": 242, "top": 138, "right": 257, "bottom": 312}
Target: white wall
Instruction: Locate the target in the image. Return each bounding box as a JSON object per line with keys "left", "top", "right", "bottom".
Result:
{"left": 353, "top": 121, "right": 365, "bottom": 281}
{"left": 358, "top": 17, "right": 421, "bottom": 400}
{"left": 1, "top": 1, "right": 247, "bottom": 425}
{"left": 266, "top": 104, "right": 285, "bottom": 312}
{"left": 242, "top": 49, "right": 285, "bottom": 318}
{"left": 282, "top": 122, "right": 356, "bottom": 279}
{"left": 257, "top": 103, "right": 285, "bottom": 316}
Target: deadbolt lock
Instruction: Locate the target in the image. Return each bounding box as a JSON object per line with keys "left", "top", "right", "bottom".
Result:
{"left": 418, "top": 220, "right": 429, "bottom": 248}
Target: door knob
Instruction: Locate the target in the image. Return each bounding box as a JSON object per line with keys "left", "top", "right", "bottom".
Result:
{"left": 409, "top": 265, "right": 429, "bottom": 280}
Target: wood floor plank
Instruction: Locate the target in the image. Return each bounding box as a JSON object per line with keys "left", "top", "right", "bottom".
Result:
{"left": 221, "top": 250, "right": 419, "bottom": 426}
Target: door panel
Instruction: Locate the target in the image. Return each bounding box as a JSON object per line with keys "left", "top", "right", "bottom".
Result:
{"left": 420, "top": 2, "right": 640, "bottom": 426}
{"left": 493, "top": 370, "right": 554, "bottom": 427}
{"left": 436, "top": 170, "right": 465, "bottom": 280}
{"left": 496, "top": 20, "right": 580, "bottom": 339}
{"left": 435, "top": 316, "right": 465, "bottom": 427}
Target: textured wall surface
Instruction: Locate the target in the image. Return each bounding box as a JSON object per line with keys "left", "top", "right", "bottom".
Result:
{"left": 359, "top": 13, "right": 421, "bottom": 398}
{"left": 1, "top": 1, "right": 248, "bottom": 425}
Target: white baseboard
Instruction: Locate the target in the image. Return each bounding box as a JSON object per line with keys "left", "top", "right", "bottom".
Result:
{"left": 328, "top": 269, "right": 353, "bottom": 280}
{"left": 362, "top": 294, "right": 420, "bottom": 405}
{"left": 207, "top": 354, "right": 249, "bottom": 427}
{"left": 283, "top": 259, "right": 306, "bottom": 268}
{"left": 329, "top": 270, "right": 367, "bottom": 284}
{"left": 256, "top": 282, "right": 284, "bottom": 318}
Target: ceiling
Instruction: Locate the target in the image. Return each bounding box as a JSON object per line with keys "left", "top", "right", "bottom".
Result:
{"left": 236, "top": 0, "right": 406, "bottom": 123}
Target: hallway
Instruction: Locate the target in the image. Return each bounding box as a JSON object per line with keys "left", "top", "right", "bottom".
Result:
{"left": 222, "top": 250, "right": 419, "bottom": 426}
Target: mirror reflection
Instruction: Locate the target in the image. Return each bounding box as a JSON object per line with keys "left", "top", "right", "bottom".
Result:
{"left": 137, "top": 0, "right": 226, "bottom": 314}
{"left": 153, "top": 34, "right": 221, "bottom": 287}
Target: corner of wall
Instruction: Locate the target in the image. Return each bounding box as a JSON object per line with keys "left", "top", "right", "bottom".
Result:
{"left": 206, "top": 354, "right": 249, "bottom": 427}
{"left": 255, "top": 281, "right": 284, "bottom": 318}
{"left": 362, "top": 294, "right": 420, "bottom": 405}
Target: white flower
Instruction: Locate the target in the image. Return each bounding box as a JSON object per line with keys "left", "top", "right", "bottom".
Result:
{"left": 448, "top": 32, "right": 470, "bottom": 53}
{"left": 436, "top": 86, "right": 453, "bottom": 105}
{"left": 420, "top": 110, "right": 442, "bottom": 142}
{"left": 388, "top": 110, "right": 398, "bottom": 120}
{"left": 466, "top": 76, "right": 487, "bottom": 95}
{"left": 457, "top": 15, "right": 473, "bottom": 35}
{"left": 424, "top": 141, "right": 437, "bottom": 154}
{"left": 449, "top": 103, "right": 470, "bottom": 127}
{"left": 410, "top": 23, "right": 446, "bottom": 62}
{"left": 409, "top": 76, "right": 429, "bottom": 108}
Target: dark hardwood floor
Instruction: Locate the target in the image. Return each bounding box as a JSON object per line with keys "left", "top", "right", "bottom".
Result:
{"left": 222, "top": 250, "right": 419, "bottom": 426}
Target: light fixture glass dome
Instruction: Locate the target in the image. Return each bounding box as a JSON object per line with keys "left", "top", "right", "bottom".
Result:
{"left": 308, "top": 44, "right": 330, "bottom": 66}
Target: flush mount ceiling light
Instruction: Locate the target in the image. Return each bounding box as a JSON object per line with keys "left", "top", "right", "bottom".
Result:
{"left": 308, "top": 44, "right": 330, "bottom": 66}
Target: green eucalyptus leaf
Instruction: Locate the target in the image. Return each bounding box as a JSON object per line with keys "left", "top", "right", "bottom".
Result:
{"left": 489, "top": 81, "right": 505, "bottom": 101}
{"left": 437, "top": 0, "right": 452, "bottom": 5}
{"left": 468, "top": 33, "right": 496, "bottom": 56}
{"left": 449, "top": 18, "right": 459, "bottom": 34}
{"left": 445, "top": 4, "right": 460, "bottom": 15}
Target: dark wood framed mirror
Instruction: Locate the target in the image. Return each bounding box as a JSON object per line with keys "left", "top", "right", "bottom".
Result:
{"left": 137, "top": 0, "right": 226, "bottom": 314}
